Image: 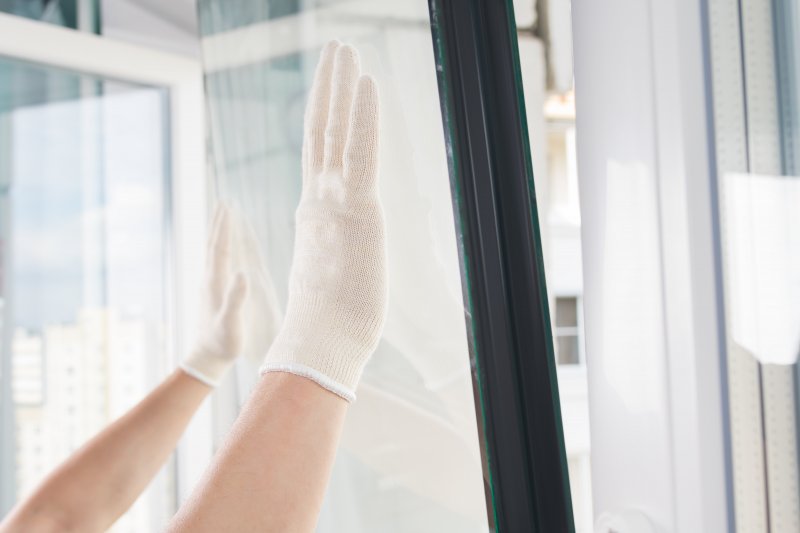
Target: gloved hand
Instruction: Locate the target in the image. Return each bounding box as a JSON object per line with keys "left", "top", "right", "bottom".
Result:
{"left": 181, "top": 205, "right": 249, "bottom": 386}
{"left": 260, "top": 41, "right": 386, "bottom": 402}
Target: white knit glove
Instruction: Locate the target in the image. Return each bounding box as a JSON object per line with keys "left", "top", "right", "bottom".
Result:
{"left": 181, "top": 206, "right": 249, "bottom": 386}
{"left": 260, "top": 41, "right": 386, "bottom": 402}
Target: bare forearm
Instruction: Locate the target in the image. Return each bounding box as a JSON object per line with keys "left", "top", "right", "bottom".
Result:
{"left": 1, "top": 369, "right": 211, "bottom": 533}
{"left": 166, "top": 373, "right": 348, "bottom": 533}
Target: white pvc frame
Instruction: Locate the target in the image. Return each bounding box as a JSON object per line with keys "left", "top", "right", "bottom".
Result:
{"left": 0, "top": 11, "right": 211, "bottom": 507}
{"left": 572, "top": 0, "right": 732, "bottom": 531}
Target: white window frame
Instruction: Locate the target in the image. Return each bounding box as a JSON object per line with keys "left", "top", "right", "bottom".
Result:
{"left": 0, "top": 11, "right": 211, "bottom": 509}
{"left": 572, "top": 0, "right": 731, "bottom": 531}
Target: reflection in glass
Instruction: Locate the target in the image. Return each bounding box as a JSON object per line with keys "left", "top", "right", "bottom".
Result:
{"left": 197, "top": 1, "right": 490, "bottom": 531}
{"left": 0, "top": 57, "right": 173, "bottom": 531}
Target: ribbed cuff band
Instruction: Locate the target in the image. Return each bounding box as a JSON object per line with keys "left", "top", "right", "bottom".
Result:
{"left": 179, "top": 362, "right": 222, "bottom": 387}
{"left": 260, "top": 362, "right": 356, "bottom": 402}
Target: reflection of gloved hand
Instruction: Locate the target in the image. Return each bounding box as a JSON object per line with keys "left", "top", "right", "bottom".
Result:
{"left": 260, "top": 41, "right": 386, "bottom": 402}
{"left": 236, "top": 218, "right": 283, "bottom": 367}
{"left": 181, "top": 206, "right": 248, "bottom": 386}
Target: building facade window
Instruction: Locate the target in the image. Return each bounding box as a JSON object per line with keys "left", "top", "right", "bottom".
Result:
{"left": 554, "top": 296, "right": 583, "bottom": 365}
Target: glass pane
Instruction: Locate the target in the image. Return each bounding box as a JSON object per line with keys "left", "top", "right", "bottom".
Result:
{"left": 0, "top": 0, "right": 99, "bottom": 32}
{"left": 197, "top": 1, "right": 490, "bottom": 531}
{"left": 0, "top": 57, "right": 173, "bottom": 530}
{"left": 509, "top": 1, "right": 591, "bottom": 530}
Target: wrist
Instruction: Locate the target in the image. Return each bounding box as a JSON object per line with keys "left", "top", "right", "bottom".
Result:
{"left": 260, "top": 361, "right": 358, "bottom": 402}
{"left": 259, "top": 292, "right": 382, "bottom": 401}
{"left": 260, "top": 328, "right": 376, "bottom": 402}
{"left": 180, "top": 346, "right": 236, "bottom": 387}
